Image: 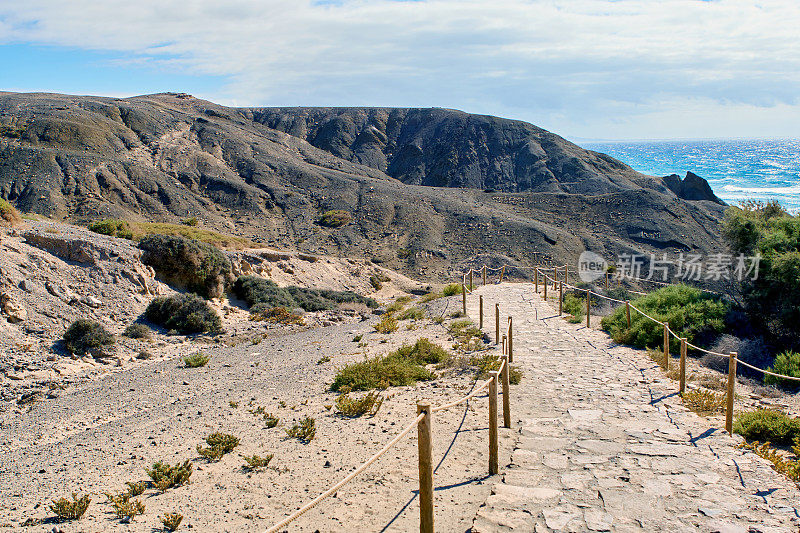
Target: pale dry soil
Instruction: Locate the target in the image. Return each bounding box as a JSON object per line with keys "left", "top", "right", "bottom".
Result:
{"left": 469, "top": 283, "right": 800, "bottom": 532}
{"left": 0, "top": 295, "right": 515, "bottom": 532}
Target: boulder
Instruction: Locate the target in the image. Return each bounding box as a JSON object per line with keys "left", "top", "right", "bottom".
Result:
{"left": 1, "top": 292, "right": 27, "bottom": 323}
{"left": 80, "top": 295, "right": 103, "bottom": 308}
{"left": 661, "top": 172, "right": 725, "bottom": 205}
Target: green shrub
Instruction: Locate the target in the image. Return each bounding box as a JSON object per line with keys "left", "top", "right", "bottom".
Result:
{"left": 374, "top": 314, "right": 398, "bottom": 333}
{"left": 147, "top": 460, "right": 193, "bottom": 491}
{"left": 145, "top": 294, "right": 222, "bottom": 334}
{"left": 733, "top": 409, "right": 800, "bottom": 445}
{"left": 125, "top": 481, "right": 147, "bottom": 497}
{"left": 441, "top": 283, "right": 461, "bottom": 297}
{"left": 764, "top": 351, "right": 800, "bottom": 388}
{"left": 600, "top": 284, "right": 727, "bottom": 351}
{"left": 470, "top": 354, "right": 523, "bottom": 384}
{"left": 197, "top": 432, "right": 239, "bottom": 461}
{"left": 88, "top": 218, "right": 132, "bottom": 239}
{"left": 285, "top": 416, "right": 316, "bottom": 442}
{"left": 318, "top": 210, "right": 352, "bottom": 228}
{"left": 243, "top": 453, "right": 274, "bottom": 470}
{"left": 335, "top": 391, "right": 384, "bottom": 417}
{"left": 160, "top": 512, "right": 184, "bottom": 531}
{"left": 251, "top": 306, "right": 304, "bottom": 325}
{"left": 124, "top": 323, "right": 152, "bottom": 339}
{"left": 106, "top": 492, "right": 145, "bottom": 521}
{"left": 562, "top": 293, "right": 585, "bottom": 323}
{"left": 233, "top": 276, "right": 377, "bottom": 313}
{"left": 182, "top": 216, "right": 198, "bottom": 227}
{"left": 352, "top": 334, "right": 363, "bottom": 342}
{"left": 139, "top": 234, "right": 232, "bottom": 299}
{"left": 332, "top": 339, "right": 444, "bottom": 391}
{"left": 49, "top": 493, "right": 91, "bottom": 520}
{"left": 398, "top": 307, "right": 424, "bottom": 320}
{"left": 63, "top": 319, "right": 114, "bottom": 355}
{"left": 183, "top": 352, "right": 210, "bottom": 368}
{"left": 0, "top": 198, "right": 22, "bottom": 226}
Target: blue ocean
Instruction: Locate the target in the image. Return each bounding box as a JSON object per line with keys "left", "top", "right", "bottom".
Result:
{"left": 578, "top": 139, "right": 800, "bottom": 212}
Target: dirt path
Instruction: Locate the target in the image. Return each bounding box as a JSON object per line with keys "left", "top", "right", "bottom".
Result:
{"left": 468, "top": 283, "right": 800, "bottom": 532}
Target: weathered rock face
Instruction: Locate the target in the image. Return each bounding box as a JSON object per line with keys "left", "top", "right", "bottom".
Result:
{"left": 1, "top": 292, "right": 26, "bottom": 323}
{"left": 0, "top": 91, "right": 726, "bottom": 278}
{"left": 661, "top": 172, "right": 725, "bottom": 205}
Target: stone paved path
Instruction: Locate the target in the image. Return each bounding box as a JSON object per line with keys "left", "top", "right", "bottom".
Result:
{"left": 467, "top": 284, "right": 800, "bottom": 532}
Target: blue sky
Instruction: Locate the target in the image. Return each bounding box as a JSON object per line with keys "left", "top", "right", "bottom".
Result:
{"left": 1, "top": 0, "right": 799, "bottom": 140}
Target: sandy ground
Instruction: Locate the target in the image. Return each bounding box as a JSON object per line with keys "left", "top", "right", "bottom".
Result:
{"left": 0, "top": 295, "right": 518, "bottom": 532}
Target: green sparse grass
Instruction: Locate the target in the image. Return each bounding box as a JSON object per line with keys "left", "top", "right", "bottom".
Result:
{"left": 251, "top": 306, "right": 304, "bottom": 325}
{"left": 48, "top": 493, "right": 90, "bottom": 520}
{"left": 680, "top": 389, "right": 726, "bottom": 416}
{"left": 562, "top": 293, "right": 585, "bottom": 323}
{"left": 0, "top": 198, "right": 22, "bottom": 226}
{"left": 197, "top": 433, "right": 240, "bottom": 461}
{"left": 147, "top": 461, "right": 193, "bottom": 491}
{"left": 285, "top": 416, "right": 316, "bottom": 442}
{"left": 243, "top": 453, "right": 274, "bottom": 470}
{"left": 318, "top": 210, "right": 352, "bottom": 228}
{"left": 469, "top": 354, "right": 523, "bottom": 384}
{"left": 160, "top": 512, "right": 184, "bottom": 531}
{"left": 335, "top": 391, "right": 384, "bottom": 417}
{"left": 374, "top": 314, "right": 399, "bottom": 333}
{"left": 88, "top": 218, "right": 133, "bottom": 239}
{"left": 182, "top": 216, "right": 199, "bottom": 227}
{"left": 738, "top": 441, "right": 800, "bottom": 482}
{"left": 734, "top": 409, "right": 800, "bottom": 446}
{"left": 398, "top": 307, "right": 424, "bottom": 320}
{"left": 63, "top": 319, "right": 114, "bottom": 355}
{"left": 132, "top": 222, "right": 251, "bottom": 249}
{"left": 183, "top": 352, "right": 210, "bottom": 368}
{"left": 441, "top": 283, "right": 461, "bottom": 297}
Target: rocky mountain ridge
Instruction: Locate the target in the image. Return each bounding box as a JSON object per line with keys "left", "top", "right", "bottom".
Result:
{"left": 0, "top": 91, "right": 726, "bottom": 278}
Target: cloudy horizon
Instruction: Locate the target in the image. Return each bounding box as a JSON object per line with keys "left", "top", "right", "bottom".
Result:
{"left": 1, "top": 0, "right": 798, "bottom": 141}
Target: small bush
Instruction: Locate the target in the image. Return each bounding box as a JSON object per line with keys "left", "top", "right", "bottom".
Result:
{"left": 441, "top": 283, "right": 461, "bottom": 297}
{"left": 733, "top": 409, "right": 800, "bottom": 446}
{"left": 49, "top": 493, "right": 91, "bottom": 520}
{"left": 764, "top": 351, "right": 800, "bottom": 389}
{"left": 375, "top": 314, "right": 399, "bottom": 333}
{"left": 352, "top": 334, "right": 363, "bottom": 342}
{"left": 124, "top": 323, "right": 152, "bottom": 339}
{"left": 88, "top": 218, "right": 132, "bottom": 239}
{"left": 197, "top": 432, "right": 239, "bottom": 461}
{"left": 680, "top": 389, "right": 725, "bottom": 416}
{"left": 739, "top": 441, "right": 800, "bottom": 483}
{"left": 251, "top": 306, "right": 304, "bottom": 325}
{"left": 335, "top": 391, "right": 384, "bottom": 417}
{"left": 470, "top": 354, "right": 522, "bottom": 384}
{"left": 398, "top": 307, "right": 424, "bottom": 320}
{"left": 106, "top": 492, "right": 145, "bottom": 521}
{"left": 449, "top": 320, "right": 485, "bottom": 350}
{"left": 370, "top": 275, "right": 383, "bottom": 291}
{"left": 139, "top": 234, "right": 233, "bottom": 299}
{"left": 243, "top": 453, "right": 274, "bottom": 470}
{"left": 63, "top": 319, "right": 114, "bottom": 355}
{"left": 234, "top": 276, "right": 377, "bottom": 313}
{"left": 600, "top": 285, "right": 727, "bottom": 351}
{"left": 146, "top": 294, "right": 222, "bottom": 334}
{"left": 264, "top": 414, "right": 280, "bottom": 428}
{"left": 562, "top": 293, "right": 585, "bottom": 323}
{"left": 160, "top": 512, "right": 184, "bottom": 531}
{"left": 182, "top": 216, "right": 199, "bottom": 227}
{"left": 285, "top": 416, "right": 316, "bottom": 442}
{"left": 317, "top": 355, "right": 331, "bottom": 365}
{"left": 125, "top": 481, "right": 147, "bottom": 497}
{"left": 318, "top": 210, "right": 352, "bottom": 228}
{"left": 183, "top": 352, "right": 210, "bottom": 368}
{"left": 332, "top": 339, "right": 444, "bottom": 391}
{"left": 0, "top": 198, "right": 22, "bottom": 226}
{"left": 147, "top": 460, "right": 193, "bottom": 491}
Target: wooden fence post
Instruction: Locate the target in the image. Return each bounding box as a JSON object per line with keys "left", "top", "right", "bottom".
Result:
{"left": 679, "top": 338, "right": 687, "bottom": 394}
{"left": 501, "top": 354, "right": 511, "bottom": 429}
{"left": 543, "top": 277, "right": 548, "bottom": 300}
{"left": 625, "top": 301, "right": 631, "bottom": 329}
{"left": 461, "top": 283, "right": 467, "bottom": 316}
{"left": 479, "top": 295, "right": 484, "bottom": 329}
{"left": 500, "top": 265, "right": 506, "bottom": 283}
{"left": 663, "top": 323, "right": 670, "bottom": 371}
{"left": 507, "top": 317, "right": 513, "bottom": 363}
{"left": 417, "top": 401, "right": 434, "bottom": 533}
{"left": 469, "top": 270, "right": 473, "bottom": 291}
{"left": 586, "top": 292, "right": 590, "bottom": 328}
{"left": 495, "top": 304, "right": 500, "bottom": 344}
{"left": 534, "top": 269, "right": 539, "bottom": 292}
{"left": 553, "top": 267, "right": 558, "bottom": 287}
{"left": 488, "top": 371, "right": 499, "bottom": 475}
{"left": 502, "top": 335, "right": 506, "bottom": 356}
{"left": 726, "top": 352, "right": 738, "bottom": 434}
{"left": 483, "top": 266, "right": 487, "bottom": 286}
{"left": 559, "top": 281, "right": 563, "bottom": 316}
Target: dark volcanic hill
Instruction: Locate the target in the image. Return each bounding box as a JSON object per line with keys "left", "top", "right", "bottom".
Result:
{"left": 0, "top": 91, "right": 725, "bottom": 279}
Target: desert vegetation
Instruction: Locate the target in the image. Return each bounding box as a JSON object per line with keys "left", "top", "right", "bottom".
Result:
{"left": 48, "top": 493, "right": 91, "bottom": 520}
{"left": 285, "top": 416, "right": 316, "bottom": 442}
{"left": 335, "top": 391, "right": 384, "bottom": 417}
{"left": 0, "top": 198, "right": 23, "bottom": 226}
{"left": 145, "top": 294, "right": 222, "bottom": 334}
{"left": 317, "top": 209, "right": 352, "bottom": 228}
{"left": 197, "top": 432, "right": 240, "bottom": 461}
{"left": 233, "top": 275, "right": 377, "bottom": 314}
{"left": 63, "top": 319, "right": 114, "bottom": 355}
{"left": 147, "top": 460, "right": 193, "bottom": 491}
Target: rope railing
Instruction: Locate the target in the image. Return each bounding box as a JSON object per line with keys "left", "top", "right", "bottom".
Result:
{"left": 264, "top": 288, "right": 514, "bottom": 533}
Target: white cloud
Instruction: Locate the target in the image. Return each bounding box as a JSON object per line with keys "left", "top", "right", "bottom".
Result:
{"left": 2, "top": 0, "right": 799, "bottom": 138}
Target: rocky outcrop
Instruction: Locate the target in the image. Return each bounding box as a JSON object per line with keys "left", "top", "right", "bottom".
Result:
{"left": 662, "top": 172, "right": 725, "bottom": 205}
